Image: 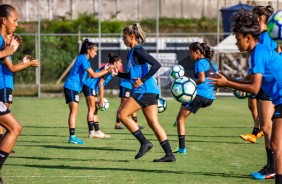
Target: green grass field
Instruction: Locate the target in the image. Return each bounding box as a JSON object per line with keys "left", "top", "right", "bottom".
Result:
{"left": 3, "top": 97, "right": 273, "bottom": 184}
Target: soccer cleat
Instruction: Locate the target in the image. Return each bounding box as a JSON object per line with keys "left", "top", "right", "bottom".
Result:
{"left": 68, "top": 135, "right": 85, "bottom": 144}
{"left": 173, "top": 147, "right": 187, "bottom": 154}
{"left": 89, "top": 131, "right": 110, "bottom": 138}
{"left": 173, "top": 121, "right": 177, "bottom": 127}
{"left": 138, "top": 124, "right": 145, "bottom": 129}
{"left": 240, "top": 133, "right": 256, "bottom": 143}
{"left": 256, "top": 131, "right": 264, "bottom": 138}
{"left": 114, "top": 125, "right": 124, "bottom": 129}
{"left": 135, "top": 141, "right": 153, "bottom": 159}
{"left": 153, "top": 154, "right": 176, "bottom": 162}
{"left": 251, "top": 166, "right": 275, "bottom": 180}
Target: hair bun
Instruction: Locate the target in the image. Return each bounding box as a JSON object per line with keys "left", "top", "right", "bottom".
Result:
{"left": 108, "top": 53, "right": 113, "bottom": 58}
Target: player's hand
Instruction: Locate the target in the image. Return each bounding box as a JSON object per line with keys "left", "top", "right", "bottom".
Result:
{"left": 104, "top": 63, "right": 110, "bottom": 70}
{"left": 3, "top": 45, "right": 14, "bottom": 56}
{"left": 23, "top": 55, "right": 40, "bottom": 67}
{"left": 99, "top": 98, "right": 104, "bottom": 107}
{"left": 132, "top": 78, "right": 143, "bottom": 88}
{"left": 209, "top": 72, "right": 228, "bottom": 87}
{"left": 10, "top": 34, "right": 22, "bottom": 52}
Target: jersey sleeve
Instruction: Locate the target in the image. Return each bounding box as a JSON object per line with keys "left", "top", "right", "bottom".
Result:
{"left": 194, "top": 59, "right": 206, "bottom": 76}
{"left": 249, "top": 47, "right": 267, "bottom": 74}
{"left": 81, "top": 57, "right": 91, "bottom": 70}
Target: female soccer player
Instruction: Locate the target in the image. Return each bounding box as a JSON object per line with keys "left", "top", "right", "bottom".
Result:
{"left": 83, "top": 53, "right": 122, "bottom": 138}
{"left": 210, "top": 9, "right": 282, "bottom": 184}
{"left": 64, "top": 39, "right": 114, "bottom": 145}
{"left": 0, "top": 4, "right": 39, "bottom": 183}
{"left": 116, "top": 23, "right": 175, "bottom": 162}
{"left": 173, "top": 42, "right": 218, "bottom": 154}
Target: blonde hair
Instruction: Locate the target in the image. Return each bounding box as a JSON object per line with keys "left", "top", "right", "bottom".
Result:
{"left": 123, "top": 23, "right": 146, "bottom": 44}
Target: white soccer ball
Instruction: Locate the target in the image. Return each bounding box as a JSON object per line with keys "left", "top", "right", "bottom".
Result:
{"left": 96, "top": 98, "right": 110, "bottom": 111}
{"left": 267, "top": 10, "right": 282, "bottom": 43}
{"left": 171, "top": 65, "right": 185, "bottom": 79}
{"left": 170, "top": 76, "right": 197, "bottom": 103}
{"left": 158, "top": 97, "right": 167, "bottom": 113}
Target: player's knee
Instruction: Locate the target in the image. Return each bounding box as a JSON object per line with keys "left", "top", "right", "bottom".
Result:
{"left": 12, "top": 123, "right": 22, "bottom": 136}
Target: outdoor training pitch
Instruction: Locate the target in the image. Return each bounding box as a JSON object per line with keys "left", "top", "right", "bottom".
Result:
{"left": 4, "top": 97, "right": 273, "bottom": 184}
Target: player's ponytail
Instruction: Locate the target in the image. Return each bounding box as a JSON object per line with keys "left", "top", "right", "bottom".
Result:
{"left": 108, "top": 52, "right": 121, "bottom": 64}
{"left": 123, "top": 23, "right": 146, "bottom": 44}
{"left": 252, "top": 5, "right": 274, "bottom": 22}
{"left": 189, "top": 42, "right": 214, "bottom": 60}
{"left": 79, "top": 39, "right": 96, "bottom": 55}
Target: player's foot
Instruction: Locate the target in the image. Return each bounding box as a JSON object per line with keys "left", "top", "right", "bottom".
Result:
{"left": 256, "top": 131, "right": 264, "bottom": 138}
{"left": 138, "top": 124, "right": 145, "bottom": 129}
{"left": 251, "top": 166, "right": 275, "bottom": 180}
{"left": 173, "top": 147, "right": 187, "bottom": 154}
{"left": 68, "top": 135, "right": 85, "bottom": 144}
{"left": 135, "top": 141, "right": 153, "bottom": 159}
{"left": 10, "top": 150, "right": 15, "bottom": 154}
{"left": 240, "top": 133, "right": 256, "bottom": 143}
{"left": 153, "top": 154, "right": 176, "bottom": 162}
{"left": 114, "top": 125, "right": 124, "bottom": 129}
{"left": 89, "top": 131, "right": 110, "bottom": 138}
{"left": 173, "top": 121, "right": 177, "bottom": 127}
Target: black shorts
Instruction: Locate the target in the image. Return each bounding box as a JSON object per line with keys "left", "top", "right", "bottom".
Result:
{"left": 273, "top": 104, "right": 282, "bottom": 119}
{"left": 182, "top": 95, "right": 213, "bottom": 114}
{"left": 64, "top": 87, "right": 80, "bottom": 104}
{"left": 0, "top": 101, "right": 10, "bottom": 116}
{"left": 248, "top": 94, "right": 257, "bottom": 99}
{"left": 119, "top": 86, "right": 132, "bottom": 98}
{"left": 82, "top": 85, "right": 97, "bottom": 97}
{"left": 0, "top": 88, "right": 13, "bottom": 104}
{"left": 131, "top": 93, "right": 159, "bottom": 108}
{"left": 256, "top": 89, "right": 271, "bottom": 101}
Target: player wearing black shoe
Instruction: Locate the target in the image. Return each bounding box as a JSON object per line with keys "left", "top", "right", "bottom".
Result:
{"left": 116, "top": 23, "right": 175, "bottom": 162}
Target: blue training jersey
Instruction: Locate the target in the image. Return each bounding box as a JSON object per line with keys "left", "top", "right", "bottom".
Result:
{"left": 127, "top": 45, "right": 159, "bottom": 94}
{"left": 120, "top": 52, "right": 132, "bottom": 89}
{"left": 249, "top": 43, "right": 282, "bottom": 106}
{"left": 259, "top": 30, "right": 278, "bottom": 50}
{"left": 64, "top": 54, "right": 91, "bottom": 92}
{"left": 194, "top": 58, "right": 218, "bottom": 100}
{"left": 2, "top": 57, "right": 13, "bottom": 89}
{"left": 83, "top": 66, "right": 112, "bottom": 94}
{"left": 0, "top": 35, "right": 5, "bottom": 89}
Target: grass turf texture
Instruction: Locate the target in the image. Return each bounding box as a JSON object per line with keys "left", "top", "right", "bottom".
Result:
{"left": 4, "top": 97, "right": 272, "bottom": 184}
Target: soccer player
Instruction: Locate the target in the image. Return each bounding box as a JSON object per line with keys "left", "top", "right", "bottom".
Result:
{"left": 0, "top": 4, "right": 39, "bottom": 183}
{"left": 64, "top": 39, "right": 115, "bottom": 144}
{"left": 173, "top": 42, "right": 218, "bottom": 154}
{"left": 210, "top": 9, "right": 282, "bottom": 184}
{"left": 116, "top": 23, "right": 175, "bottom": 162}
{"left": 83, "top": 53, "right": 122, "bottom": 138}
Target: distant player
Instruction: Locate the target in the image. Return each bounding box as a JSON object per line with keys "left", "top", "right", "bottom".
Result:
{"left": 173, "top": 42, "right": 218, "bottom": 154}
{"left": 116, "top": 23, "right": 175, "bottom": 162}
{"left": 210, "top": 9, "right": 282, "bottom": 183}
{"left": 83, "top": 53, "right": 122, "bottom": 138}
{"left": 64, "top": 39, "right": 115, "bottom": 145}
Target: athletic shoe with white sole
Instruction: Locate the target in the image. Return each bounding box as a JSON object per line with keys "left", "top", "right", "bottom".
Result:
{"left": 173, "top": 147, "right": 187, "bottom": 154}
{"left": 68, "top": 135, "right": 85, "bottom": 144}
{"left": 251, "top": 166, "right": 275, "bottom": 180}
{"left": 89, "top": 131, "right": 110, "bottom": 138}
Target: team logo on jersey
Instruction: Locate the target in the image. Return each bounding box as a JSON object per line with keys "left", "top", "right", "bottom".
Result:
{"left": 8, "top": 94, "right": 13, "bottom": 102}
{"left": 0, "top": 102, "right": 7, "bottom": 112}
{"left": 75, "top": 95, "right": 79, "bottom": 102}
{"left": 125, "top": 91, "right": 130, "bottom": 98}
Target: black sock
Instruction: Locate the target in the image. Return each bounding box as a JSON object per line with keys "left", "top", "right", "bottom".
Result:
{"left": 88, "top": 121, "right": 94, "bottom": 132}
{"left": 0, "top": 134, "right": 3, "bottom": 142}
{"left": 132, "top": 116, "right": 138, "bottom": 123}
{"left": 178, "top": 135, "right": 185, "bottom": 149}
{"left": 116, "top": 116, "right": 120, "bottom": 123}
{"left": 276, "top": 174, "right": 282, "bottom": 184}
{"left": 252, "top": 127, "right": 260, "bottom": 136}
{"left": 132, "top": 129, "right": 147, "bottom": 144}
{"left": 93, "top": 122, "right": 100, "bottom": 131}
{"left": 69, "top": 128, "right": 75, "bottom": 136}
{"left": 160, "top": 139, "right": 173, "bottom": 156}
{"left": 0, "top": 150, "right": 9, "bottom": 170}
{"left": 266, "top": 148, "right": 275, "bottom": 169}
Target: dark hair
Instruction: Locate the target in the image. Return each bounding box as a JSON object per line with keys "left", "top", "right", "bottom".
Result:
{"left": 123, "top": 23, "right": 146, "bottom": 44}
{"left": 232, "top": 9, "right": 260, "bottom": 40}
{"left": 79, "top": 39, "right": 96, "bottom": 55}
{"left": 0, "top": 4, "right": 16, "bottom": 23}
{"left": 252, "top": 5, "right": 274, "bottom": 22}
{"left": 107, "top": 53, "right": 121, "bottom": 64}
{"left": 189, "top": 42, "right": 214, "bottom": 60}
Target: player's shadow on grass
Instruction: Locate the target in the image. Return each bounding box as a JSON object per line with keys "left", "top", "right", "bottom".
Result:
{"left": 31, "top": 145, "right": 135, "bottom": 152}
{"left": 9, "top": 156, "right": 130, "bottom": 163}
{"left": 23, "top": 125, "right": 68, "bottom": 129}
{"left": 15, "top": 164, "right": 251, "bottom": 179}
